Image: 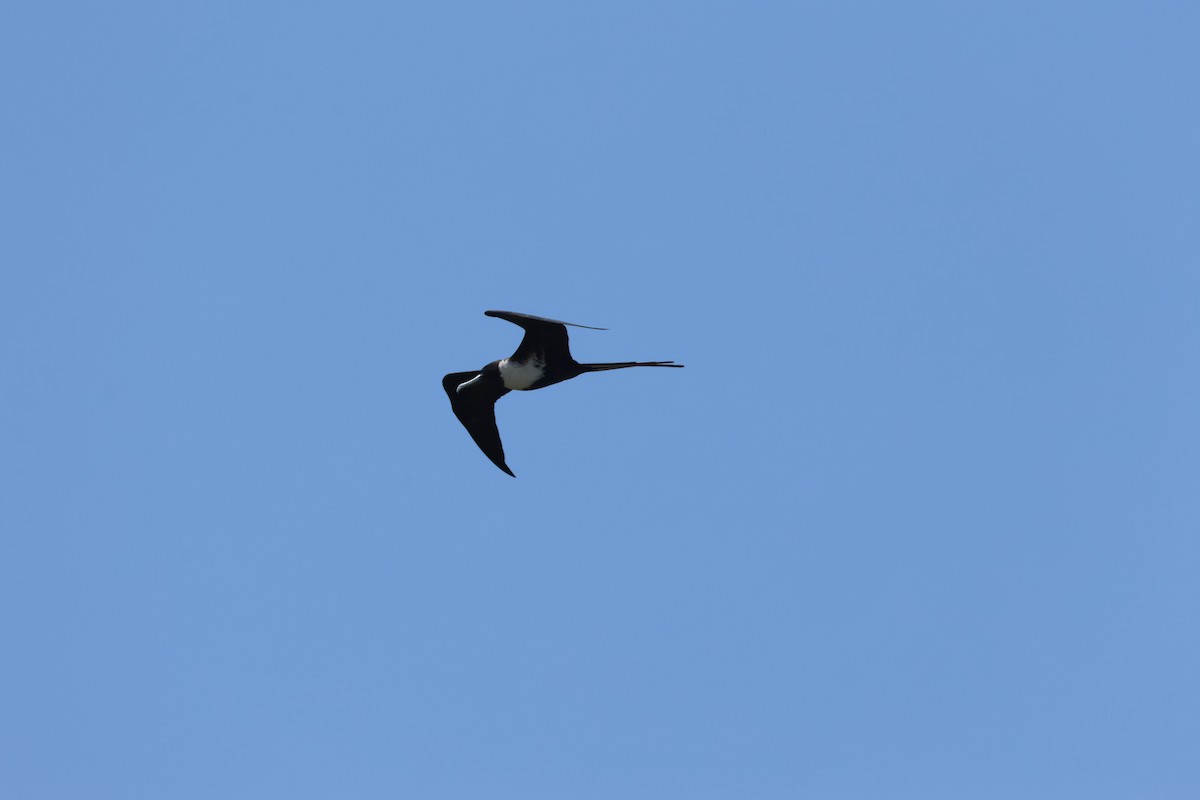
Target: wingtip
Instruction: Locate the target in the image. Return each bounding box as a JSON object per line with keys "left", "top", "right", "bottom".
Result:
{"left": 491, "top": 452, "right": 516, "bottom": 477}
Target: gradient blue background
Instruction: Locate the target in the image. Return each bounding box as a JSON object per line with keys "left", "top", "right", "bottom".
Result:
{"left": 3, "top": 2, "right": 1198, "bottom": 798}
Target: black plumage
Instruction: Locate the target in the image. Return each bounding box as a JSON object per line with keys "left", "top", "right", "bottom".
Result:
{"left": 443, "top": 310, "right": 683, "bottom": 476}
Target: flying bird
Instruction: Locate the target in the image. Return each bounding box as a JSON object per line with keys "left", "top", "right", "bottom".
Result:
{"left": 442, "top": 310, "right": 684, "bottom": 476}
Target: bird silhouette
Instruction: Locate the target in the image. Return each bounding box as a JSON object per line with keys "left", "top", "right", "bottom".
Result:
{"left": 442, "top": 310, "right": 683, "bottom": 476}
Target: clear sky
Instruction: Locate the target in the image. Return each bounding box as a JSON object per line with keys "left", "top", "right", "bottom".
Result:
{"left": 2, "top": 2, "right": 1198, "bottom": 798}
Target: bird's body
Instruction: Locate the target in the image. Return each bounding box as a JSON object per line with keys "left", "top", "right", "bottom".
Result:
{"left": 497, "top": 355, "right": 546, "bottom": 390}
{"left": 443, "top": 310, "right": 683, "bottom": 476}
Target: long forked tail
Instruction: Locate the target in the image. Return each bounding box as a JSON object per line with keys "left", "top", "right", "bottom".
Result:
{"left": 578, "top": 361, "right": 684, "bottom": 372}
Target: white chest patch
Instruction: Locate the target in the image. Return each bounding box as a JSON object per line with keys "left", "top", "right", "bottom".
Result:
{"left": 498, "top": 356, "right": 545, "bottom": 390}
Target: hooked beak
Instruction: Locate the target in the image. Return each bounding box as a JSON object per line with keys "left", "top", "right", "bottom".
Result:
{"left": 456, "top": 374, "right": 483, "bottom": 393}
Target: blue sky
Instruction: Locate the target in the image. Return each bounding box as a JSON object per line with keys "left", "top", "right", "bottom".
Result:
{"left": 2, "top": 2, "right": 1198, "bottom": 797}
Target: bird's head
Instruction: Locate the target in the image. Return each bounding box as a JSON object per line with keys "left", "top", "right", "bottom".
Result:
{"left": 456, "top": 361, "right": 503, "bottom": 393}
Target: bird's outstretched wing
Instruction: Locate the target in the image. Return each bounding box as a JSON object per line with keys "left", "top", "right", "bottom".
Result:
{"left": 485, "top": 309, "right": 605, "bottom": 365}
{"left": 442, "top": 371, "right": 515, "bottom": 476}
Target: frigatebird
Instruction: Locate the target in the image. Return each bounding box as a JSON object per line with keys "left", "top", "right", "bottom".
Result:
{"left": 442, "top": 310, "right": 684, "bottom": 476}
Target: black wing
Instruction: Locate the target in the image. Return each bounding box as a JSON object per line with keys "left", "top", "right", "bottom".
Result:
{"left": 442, "top": 371, "right": 515, "bottom": 477}
{"left": 485, "top": 310, "right": 605, "bottom": 365}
